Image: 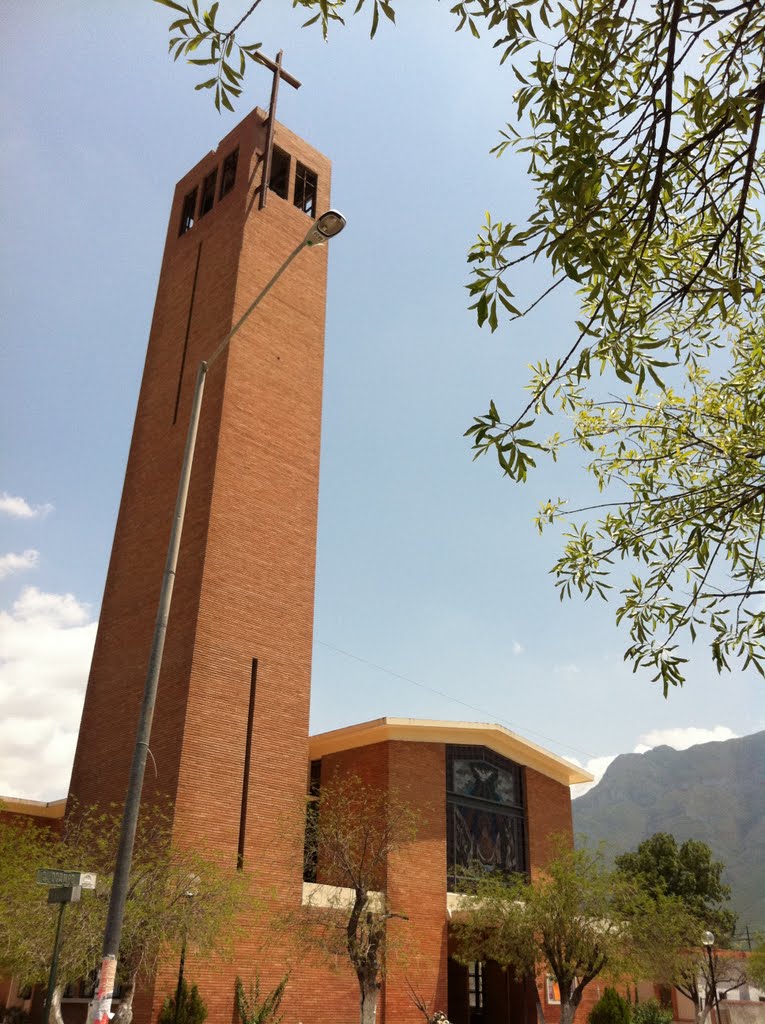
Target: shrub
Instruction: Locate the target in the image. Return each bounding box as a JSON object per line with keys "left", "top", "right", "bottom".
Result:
{"left": 632, "top": 1001, "right": 673, "bottom": 1024}
{"left": 1, "top": 1009, "right": 32, "bottom": 1024}
{"left": 158, "top": 980, "right": 208, "bottom": 1024}
{"left": 235, "top": 974, "right": 289, "bottom": 1024}
{"left": 589, "top": 988, "right": 632, "bottom": 1024}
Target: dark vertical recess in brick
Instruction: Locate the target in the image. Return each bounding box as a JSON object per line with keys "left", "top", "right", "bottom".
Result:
{"left": 237, "top": 658, "right": 258, "bottom": 869}
{"left": 173, "top": 241, "right": 203, "bottom": 425}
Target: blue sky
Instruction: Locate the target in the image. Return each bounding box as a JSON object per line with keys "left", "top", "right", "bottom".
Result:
{"left": 1, "top": 2, "right": 762, "bottom": 801}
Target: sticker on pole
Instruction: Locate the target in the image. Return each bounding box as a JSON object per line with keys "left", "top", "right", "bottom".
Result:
{"left": 88, "top": 955, "right": 117, "bottom": 1024}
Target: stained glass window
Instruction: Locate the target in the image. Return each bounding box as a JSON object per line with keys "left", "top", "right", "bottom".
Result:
{"left": 446, "top": 745, "right": 527, "bottom": 891}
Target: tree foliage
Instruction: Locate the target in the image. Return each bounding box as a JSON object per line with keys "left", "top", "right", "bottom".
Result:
{"left": 234, "top": 973, "right": 289, "bottom": 1024}
{"left": 453, "top": 843, "right": 691, "bottom": 1024}
{"left": 0, "top": 804, "right": 246, "bottom": 1023}
{"left": 298, "top": 773, "right": 419, "bottom": 1024}
{"left": 672, "top": 946, "right": 747, "bottom": 1024}
{"left": 158, "top": 980, "right": 209, "bottom": 1024}
{"left": 157, "top": 0, "right": 765, "bottom": 692}
{"left": 588, "top": 987, "right": 631, "bottom": 1024}
{"left": 615, "top": 832, "right": 736, "bottom": 939}
{"left": 632, "top": 1001, "right": 673, "bottom": 1024}
{"left": 748, "top": 937, "right": 765, "bottom": 989}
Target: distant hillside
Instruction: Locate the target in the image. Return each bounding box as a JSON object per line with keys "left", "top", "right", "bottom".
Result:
{"left": 572, "top": 730, "right": 765, "bottom": 932}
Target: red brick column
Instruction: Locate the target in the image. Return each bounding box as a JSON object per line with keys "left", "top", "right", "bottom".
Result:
{"left": 524, "top": 766, "right": 574, "bottom": 877}
{"left": 385, "top": 741, "right": 448, "bottom": 1024}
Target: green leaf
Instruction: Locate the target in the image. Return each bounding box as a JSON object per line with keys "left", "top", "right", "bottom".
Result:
{"left": 153, "top": 0, "right": 188, "bottom": 11}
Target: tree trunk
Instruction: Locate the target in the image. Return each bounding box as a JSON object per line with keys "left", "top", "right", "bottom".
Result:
{"left": 696, "top": 1006, "right": 712, "bottom": 1024}
{"left": 112, "top": 976, "right": 136, "bottom": 1024}
{"left": 49, "top": 985, "right": 64, "bottom": 1024}
{"left": 359, "top": 977, "right": 379, "bottom": 1024}
{"left": 533, "top": 983, "right": 546, "bottom": 1024}
{"left": 560, "top": 999, "right": 577, "bottom": 1024}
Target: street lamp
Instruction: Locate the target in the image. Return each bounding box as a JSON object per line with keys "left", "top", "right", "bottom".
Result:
{"left": 701, "top": 931, "right": 721, "bottom": 1024}
{"left": 172, "top": 877, "right": 199, "bottom": 1024}
{"left": 88, "top": 210, "right": 346, "bottom": 1024}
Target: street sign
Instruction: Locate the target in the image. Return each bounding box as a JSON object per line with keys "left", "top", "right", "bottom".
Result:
{"left": 36, "top": 869, "right": 97, "bottom": 890}
{"left": 48, "top": 886, "right": 82, "bottom": 904}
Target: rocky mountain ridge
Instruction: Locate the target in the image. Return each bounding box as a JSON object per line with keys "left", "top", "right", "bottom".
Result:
{"left": 572, "top": 729, "right": 765, "bottom": 931}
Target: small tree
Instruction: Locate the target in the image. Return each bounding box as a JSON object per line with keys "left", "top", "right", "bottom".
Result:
{"left": 234, "top": 973, "right": 289, "bottom": 1024}
{"left": 298, "top": 773, "right": 419, "bottom": 1024}
{"left": 632, "top": 1001, "right": 672, "bottom": 1024}
{"left": 157, "top": 980, "right": 208, "bottom": 1024}
{"left": 749, "top": 938, "right": 765, "bottom": 990}
{"left": 673, "top": 948, "right": 747, "bottom": 1024}
{"left": 454, "top": 842, "right": 686, "bottom": 1024}
{"left": 589, "top": 988, "right": 631, "bottom": 1024}
{"left": 615, "top": 835, "right": 736, "bottom": 940}
{"left": 0, "top": 803, "right": 247, "bottom": 1024}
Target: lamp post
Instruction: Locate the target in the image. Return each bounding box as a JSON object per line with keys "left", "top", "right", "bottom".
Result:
{"left": 701, "top": 931, "right": 721, "bottom": 1024}
{"left": 172, "top": 878, "right": 198, "bottom": 1024}
{"left": 88, "top": 210, "right": 347, "bottom": 1024}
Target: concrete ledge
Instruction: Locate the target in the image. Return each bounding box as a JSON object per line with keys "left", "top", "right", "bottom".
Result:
{"left": 302, "top": 881, "right": 383, "bottom": 912}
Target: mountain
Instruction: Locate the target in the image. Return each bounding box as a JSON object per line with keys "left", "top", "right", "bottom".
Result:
{"left": 572, "top": 729, "right": 765, "bottom": 932}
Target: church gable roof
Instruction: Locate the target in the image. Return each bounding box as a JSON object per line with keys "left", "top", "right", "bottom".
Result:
{"left": 308, "top": 717, "right": 592, "bottom": 787}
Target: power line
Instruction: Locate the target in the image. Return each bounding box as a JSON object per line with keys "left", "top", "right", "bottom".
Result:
{"left": 315, "top": 638, "right": 597, "bottom": 763}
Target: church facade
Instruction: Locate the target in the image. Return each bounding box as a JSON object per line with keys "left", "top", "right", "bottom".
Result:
{"left": 4, "top": 108, "right": 594, "bottom": 1024}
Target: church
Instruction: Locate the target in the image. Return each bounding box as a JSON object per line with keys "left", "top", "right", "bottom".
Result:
{"left": 2, "top": 106, "right": 593, "bottom": 1024}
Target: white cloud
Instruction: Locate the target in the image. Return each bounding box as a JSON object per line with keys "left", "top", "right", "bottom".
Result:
{"left": 571, "top": 724, "right": 741, "bottom": 799}
{"left": 555, "top": 662, "right": 580, "bottom": 675}
{"left": 0, "top": 492, "right": 54, "bottom": 519}
{"left": 512, "top": 641, "right": 524, "bottom": 656}
{"left": 571, "top": 755, "right": 618, "bottom": 798}
{"left": 634, "top": 725, "right": 739, "bottom": 752}
{"left": 0, "top": 586, "right": 96, "bottom": 801}
{"left": 0, "top": 549, "right": 40, "bottom": 579}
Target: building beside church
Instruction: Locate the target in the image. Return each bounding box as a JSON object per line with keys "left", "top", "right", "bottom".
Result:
{"left": 2, "top": 107, "right": 598, "bottom": 1024}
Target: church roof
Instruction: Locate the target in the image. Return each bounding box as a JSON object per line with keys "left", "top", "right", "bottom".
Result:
{"left": 0, "top": 796, "right": 67, "bottom": 818}
{"left": 308, "top": 717, "right": 592, "bottom": 787}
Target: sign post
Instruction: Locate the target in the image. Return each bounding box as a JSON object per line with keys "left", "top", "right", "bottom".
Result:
{"left": 37, "top": 869, "right": 96, "bottom": 1024}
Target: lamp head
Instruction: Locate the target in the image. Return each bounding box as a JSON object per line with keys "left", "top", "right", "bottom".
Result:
{"left": 304, "top": 210, "right": 347, "bottom": 247}
{"left": 702, "top": 931, "right": 715, "bottom": 947}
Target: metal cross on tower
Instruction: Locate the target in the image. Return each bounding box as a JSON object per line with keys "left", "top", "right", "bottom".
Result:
{"left": 254, "top": 50, "right": 301, "bottom": 209}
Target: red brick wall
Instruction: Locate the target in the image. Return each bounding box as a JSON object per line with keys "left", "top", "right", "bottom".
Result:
{"left": 385, "top": 741, "right": 449, "bottom": 1024}
{"left": 305, "top": 741, "right": 449, "bottom": 1024}
{"left": 66, "top": 109, "right": 333, "bottom": 1024}
{"left": 524, "top": 766, "right": 574, "bottom": 877}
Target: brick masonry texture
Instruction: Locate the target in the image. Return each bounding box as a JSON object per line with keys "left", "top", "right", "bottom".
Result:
{"left": 67, "top": 108, "right": 333, "bottom": 1024}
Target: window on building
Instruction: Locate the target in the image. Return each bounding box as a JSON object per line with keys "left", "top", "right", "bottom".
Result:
{"left": 657, "top": 985, "right": 673, "bottom": 1009}
{"left": 269, "top": 146, "right": 290, "bottom": 199}
{"left": 468, "top": 962, "right": 484, "bottom": 1014}
{"left": 200, "top": 169, "right": 217, "bottom": 217}
{"left": 179, "top": 188, "right": 197, "bottom": 236}
{"left": 545, "top": 977, "right": 561, "bottom": 1005}
{"left": 219, "top": 147, "right": 239, "bottom": 199}
{"left": 294, "top": 162, "right": 318, "bottom": 218}
{"left": 445, "top": 744, "right": 527, "bottom": 891}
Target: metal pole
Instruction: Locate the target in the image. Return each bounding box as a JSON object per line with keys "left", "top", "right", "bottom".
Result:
{"left": 89, "top": 360, "right": 208, "bottom": 1024}
{"left": 172, "top": 932, "right": 187, "bottom": 1024}
{"left": 43, "top": 902, "right": 67, "bottom": 1024}
{"left": 89, "top": 230, "right": 314, "bottom": 1024}
{"left": 706, "top": 944, "right": 721, "bottom": 1024}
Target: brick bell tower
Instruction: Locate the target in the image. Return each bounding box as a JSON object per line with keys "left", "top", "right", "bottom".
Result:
{"left": 68, "top": 108, "right": 332, "bottom": 1019}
